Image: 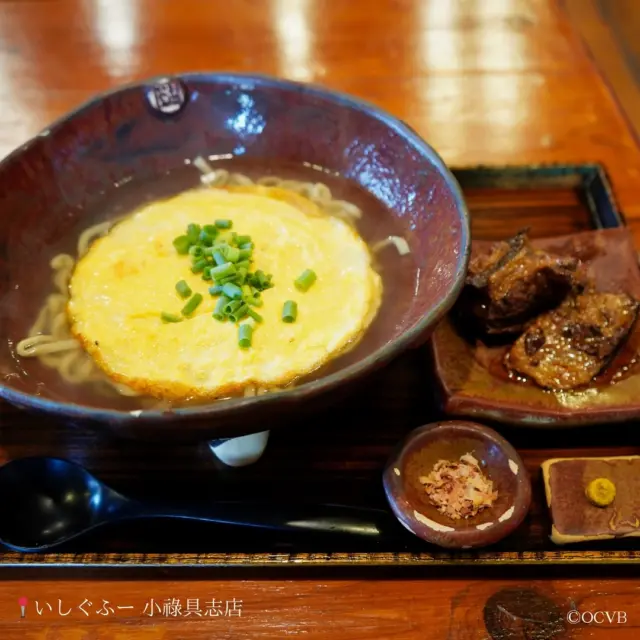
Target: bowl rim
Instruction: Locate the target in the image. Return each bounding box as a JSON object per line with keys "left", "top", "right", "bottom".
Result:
{"left": 0, "top": 72, "right": 470, "bottom": 423}
{"left": 382, "top": 420, "right": 532, "bottom": 545}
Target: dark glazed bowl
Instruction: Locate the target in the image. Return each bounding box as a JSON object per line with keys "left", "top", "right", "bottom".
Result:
{"left": 0, "top": 73, "right": 469, "bottom": 442}
{"left": 383, "top": 421, "right": 531, "bottom": 549}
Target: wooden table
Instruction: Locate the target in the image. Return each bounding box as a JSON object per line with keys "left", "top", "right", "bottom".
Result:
{"left": 0, "top": 0, "right": 639, "bottom": 637}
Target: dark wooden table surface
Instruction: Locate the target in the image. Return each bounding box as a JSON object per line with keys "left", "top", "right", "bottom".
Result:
{"left": 1, "top": 0, "right": 640, "bottom": 638}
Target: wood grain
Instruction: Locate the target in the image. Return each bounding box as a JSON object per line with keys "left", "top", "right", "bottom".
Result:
{"left": 563, "top": 0, "right": 640, "bottom": 143}
{"left": 2, "top": 0, "right": 640, "bottom": 637}
{"left": 0, "top": 578, "right": 638, "bottom": 639}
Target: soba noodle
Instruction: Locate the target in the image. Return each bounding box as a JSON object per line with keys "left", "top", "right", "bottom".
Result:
{"left": 16, "top": 160, "right": 400, "bottom": 400}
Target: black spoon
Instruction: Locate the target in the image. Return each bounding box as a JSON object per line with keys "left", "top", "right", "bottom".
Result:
{"left": 0, "top": 457, "right": 401, "bottom": 551}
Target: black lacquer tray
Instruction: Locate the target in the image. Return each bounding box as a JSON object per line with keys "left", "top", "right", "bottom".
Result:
{"left": 2, "top": 163, "right": 637, "bottom": 575}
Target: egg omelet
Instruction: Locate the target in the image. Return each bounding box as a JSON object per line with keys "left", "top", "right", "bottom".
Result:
{"left": 67, "top": 187, "right": 382, "bottom": 402}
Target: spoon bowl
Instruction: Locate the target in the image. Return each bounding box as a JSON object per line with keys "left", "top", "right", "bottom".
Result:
{"left": 0, "top": 457, "right": 123, "bottom": 550}
{"left": 0, "top": 457, "right": 401, "bottom": 551}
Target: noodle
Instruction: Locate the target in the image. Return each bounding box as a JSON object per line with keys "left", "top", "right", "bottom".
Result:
{"left": 194, "top": 157, "right": 363, "bottom": 225}
{"left": 371, "top": 236, "right": 411, "bottom": 256}
{"left": 16, "top": 159, "right": 390, "bottom": 400}
{"left": 14, "top": 219, "right": 139, "bottom": 394}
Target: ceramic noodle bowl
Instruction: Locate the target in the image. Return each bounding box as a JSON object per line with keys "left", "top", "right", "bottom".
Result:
{"left": 0, "top": 73, "right": 469, "bottom": 449}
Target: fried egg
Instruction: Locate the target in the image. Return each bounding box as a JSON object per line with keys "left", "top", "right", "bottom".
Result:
{"left": 67, "top": 187, "right": 382, "bottom": 401}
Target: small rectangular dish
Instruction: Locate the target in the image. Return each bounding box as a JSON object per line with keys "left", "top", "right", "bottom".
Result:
{"left": 431, "top": 227, "right": 640, "bottom": 427}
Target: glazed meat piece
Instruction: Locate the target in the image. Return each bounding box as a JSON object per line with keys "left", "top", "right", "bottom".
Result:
{"left": 459, "top": 231, "right": 581, "bottom": 335}
{"left": 507, "top": 292, "right": 639, "bottom": 390}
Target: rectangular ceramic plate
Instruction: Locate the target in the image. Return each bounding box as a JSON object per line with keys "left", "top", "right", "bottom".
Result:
{"left": 432, "top": 227, "right": 640, "bottom": 427}
{"left": 1, "top": 163, "right": 638, "bottom": 574}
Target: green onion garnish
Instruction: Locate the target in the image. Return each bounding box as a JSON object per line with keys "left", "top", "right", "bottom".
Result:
{"left": 282, "top": 300, "right": 298, "bottom": 323}
{"left": 199, "top": 230, "right": 216, "bottom": 246}
{"left": 294, "top": 269, "right": 317, "bottom": 292}
{"left": 173, "top": 221, "right": 276, "bottom": 340}
{"left": 229, "top": 303, "right": 249, "bottom": 323}
{"left": 173, "top": 235, "right": 191, "bottom": 255}
{"left": 213, "top": 296, "right": 230, "bottom": 320}
{"left": 191, "top": 258, "right": 208, "bottom": 274}
{"left": 222, "top": 283, "right": 243, "bottom": 300}
{"left": 211, "top": 262, "right": 236, "bottom": 280}
{"left": 216, "top": 273, "right": 241, "bottom": 286}
{"left": 181, "top": 293, "right": 203, "bottom": 316}
{"left": 161, "top": 311, "right": 182, "bottom": 323}
{"left": 224, "top": 299, "right": 242, "bottom": 315}
{"left": 175, "top": 280, "right": 192, "bottom": 299}
{"left": 187, "top": 223, "right": 201, "bottom": 244}
{"left": 224, "top": 246, "right": 241, "bottom": 263}
{"left": 212, "top": 250, "right": 227, "bottom": 266}
{"left": 238, "top": 323, "right": 253, "bottom": 348}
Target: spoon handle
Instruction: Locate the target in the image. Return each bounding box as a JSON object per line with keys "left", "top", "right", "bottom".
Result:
{"left": 128, "top": 502, "right": 401, "bottom": 540}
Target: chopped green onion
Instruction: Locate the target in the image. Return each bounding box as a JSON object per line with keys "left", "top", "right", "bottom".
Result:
{"left": 209, "top": 284, "right": 224, "bottom": 296}
{"left": 224, "top": 246, "right": 241, "bottom": 263}
{"left": 161, "top": 311, "right": 182, "bottom": 323}
{"left": 237, "top": 270, "right": 248, "bottom": 285}
{"left": 211, "top": 262, "right": 236, "bottom": 280}
{"left": 173, "top": 235, "right": 191, "bottom": 255}
{"left": 238, "top": 323, "right": 253, "bottom": 348}
{"left": 216, "top": 273, "right": 241, "bottom": 286}
{"left": 191, "top": 258, "right": 208, "bottom": 273}
{"left": 199, "top": 230, "right": 216, "bottom": 246}
{"left": 212, "top": 250, "right": 227, "bottom": 266}
{"left": 247, "top": 296, "right": 263, "bottom": 307}
{"left": 238, "top": 248, "right": 253, "bottom": 261}
{"left": 203, "top": 224, "right": 219, "bottom": 237}
{"left": 175, "top": 280, "right": 192, "bottom": 299}
{"left": 215, "top": 219, "right": 232, "bottom": 229}
{"left": 181, "top": 293, "right": 203, "bottom": 316}
{"left": 282, "top": 300, "right": 298, "bottom": 323}
{"left": 247, "top": 308, "right": 263, "bottom": 323}
{"left": 294, "top": 269, "right": 317, "bottom": 292}
{"left": 241, "top": 284, "right": 253, "bottom": 300}
{"left": 213, "top": 296, "right": 230, "bottom": 320}
{"left": 229, "top": 303, "right": 249, "bottom": 323}
{"left": 189, "top": 245, "right": 204, "bottom": 258}
{"left": 234, "top": 260, "right": 250, "bottom": 271}
{"left": 239, "top": 242, "right": 253, "bottom": 251}
{"left": 202, "top": 266, "right": 213, "bottom": 281}
{"left": 253, "top": 270, "right": 273, "bottom": 290}
{"left": 187, "top": 223, "right": 201, "bottom": 244}
{"left": 235, "top": 235, "right": 251, "bottom": 246}
{"left": 222, "top": 283, "right": 243, "bottom": 300}
{"left": 224, "top": 299, "right": 242, "bottom": 315}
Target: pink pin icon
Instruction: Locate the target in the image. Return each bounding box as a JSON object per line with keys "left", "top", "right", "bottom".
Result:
{"left": 18, "top": 597, "right": 27, "bottom": 618}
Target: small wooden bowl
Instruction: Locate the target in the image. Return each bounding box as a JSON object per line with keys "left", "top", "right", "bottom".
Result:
{"left": 383, "top": 420, "right": 531, "bottom": 549}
